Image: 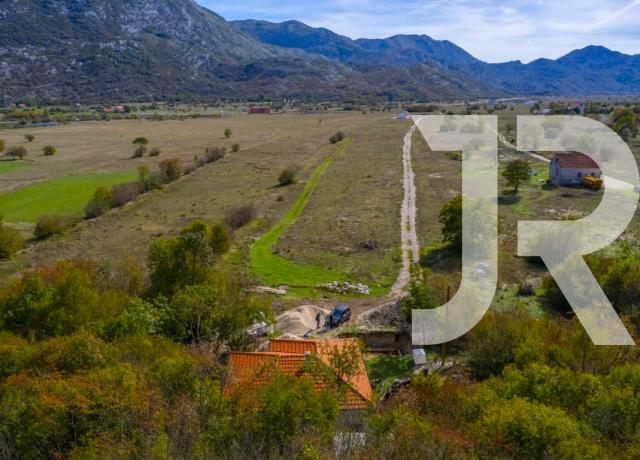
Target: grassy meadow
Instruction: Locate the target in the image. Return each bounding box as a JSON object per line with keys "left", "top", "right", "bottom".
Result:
{"left": 0, "top": 170, "right": 137, "bottom": 222}
{"left": 249, "top": 140, "right": 353, "bottom": 288}
{"left": 0, "top": 160, "right": 31, "bottom": 175}
{"left": 1, "top": 106, "right": 637, "bottom": 305}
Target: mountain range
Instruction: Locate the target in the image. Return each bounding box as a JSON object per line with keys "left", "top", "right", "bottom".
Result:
{"left": 0, "top": 0, "right": 638, "bottom": 103}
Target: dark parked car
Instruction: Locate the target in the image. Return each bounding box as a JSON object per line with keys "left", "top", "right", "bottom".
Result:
{"left": 328, "top": 304, "right": 351, "bottom": 327}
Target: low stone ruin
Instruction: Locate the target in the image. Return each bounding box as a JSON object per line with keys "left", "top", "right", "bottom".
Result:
{"left": 318, "top": 281, "right": 370, "bottom": 295}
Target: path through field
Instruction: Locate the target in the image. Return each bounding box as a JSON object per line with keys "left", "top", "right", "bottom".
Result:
{"left": 390, "top": 124, "right": 419, "bottom": 298}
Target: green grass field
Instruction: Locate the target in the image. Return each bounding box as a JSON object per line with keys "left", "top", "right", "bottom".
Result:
{"left": 250, "top": 140, "right": 353, "bottom": 287}
{"left": 0, "top": 170, "right": 137, "bottom": 222}
{"left": 366, "top": 355, "right": 415, "bottom": 392}
{"left": 0, "top": 160, "right": 31, "bottom": 175}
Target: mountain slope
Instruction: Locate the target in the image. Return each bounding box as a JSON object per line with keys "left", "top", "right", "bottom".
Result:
{"left": 234, "top": 20, "right": 640, "bottom": 96}
{"left": 232, "top": 20, "right": 481, "bottom": 69}
{"left": 0, "top": 0, "right": 496, "bottom": 102}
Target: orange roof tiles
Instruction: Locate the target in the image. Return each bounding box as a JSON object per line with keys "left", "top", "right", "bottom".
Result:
{"left": 224, "top": 338, "right": 373, "bottom": 410}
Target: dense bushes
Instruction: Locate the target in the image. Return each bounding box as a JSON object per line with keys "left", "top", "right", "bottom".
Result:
{"left": 84, "top": 159, "right": 184, "bottom": 220}
{"left": 110, "top": 181, "right": 143, "bottom": 208}
{"left": 4, "top": 145, "right": 27, "bottom": 160}
{"left": 84, "top": 186, "right": 112, "bottom": 218}
{"left": 1, "top": 253, "right": 640, "bottom": 457}
{"left": 148, "top": 221, "right": 232, "bottom": 296}
{"left": 33, "top": 214, "right": 80, "bottom": 239}
{"left": 0, "top": 222, "right": 24, "bottom": 259}
{"left": 198, "top": 146, "right": 226, "bottom": 166}
{"left": 159, "top": 158, "right": 182, "bottom": 183}
{"left": 329, "top": 130, "right": 345, "bottom": 144}
{"left": 224, "top": 203, "right": 257, "bottom": 231}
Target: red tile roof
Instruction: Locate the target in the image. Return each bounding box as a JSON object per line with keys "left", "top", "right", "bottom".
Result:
{"left": 554, "top": 153, "right": 600, "bottom": 169}
{"left": 224, "top": 338, "right": 373, "bottom": 410}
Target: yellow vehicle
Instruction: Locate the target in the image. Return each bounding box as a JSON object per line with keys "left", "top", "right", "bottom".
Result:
{"left": 583, "top": 175, "right": 603, "bottom": 190}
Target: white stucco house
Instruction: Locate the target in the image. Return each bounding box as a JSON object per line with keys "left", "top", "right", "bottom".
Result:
{"left": 549, "top": 153, "right": 602, "bottom": 186}
{"left": 395, "top": 111, "right": 412, "bottom": 120}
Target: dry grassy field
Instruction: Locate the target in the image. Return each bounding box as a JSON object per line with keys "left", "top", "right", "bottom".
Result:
{"left": 272, "top": 117, "right": 409, "bottom": 288}
{"left": 0, "top": 112, "right": 406, "bottom": 287}
{"left": 2, "top": 108, "right": 638, "bottom": 308}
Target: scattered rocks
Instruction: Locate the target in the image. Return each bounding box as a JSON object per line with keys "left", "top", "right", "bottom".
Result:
{"left": 356, "top": 302, "right": 409, "bottom": 331}
{"left": 319, "top": 281, "right": 370, "bottom": 295}
{"left": 250, "top": 286, "right": 288, "bottom": 296}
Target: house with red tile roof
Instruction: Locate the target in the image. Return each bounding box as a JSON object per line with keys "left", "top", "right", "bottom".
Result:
{"left": 549, "top": 153, "right": 602, "bottom": 186}
{"left": 224, "top": 338, "right": 373, "bottom": 411}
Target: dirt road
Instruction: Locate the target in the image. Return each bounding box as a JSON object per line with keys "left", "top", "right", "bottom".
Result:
{"left": 390, "top": 124, "right": 419, "bottom": 298}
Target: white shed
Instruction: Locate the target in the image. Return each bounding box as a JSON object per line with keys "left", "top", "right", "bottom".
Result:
{"left": 549, "top": 153, "right": 601, "bottom": 186}
{"left": 395, "top": 111, "right": 412, "bottom": 120}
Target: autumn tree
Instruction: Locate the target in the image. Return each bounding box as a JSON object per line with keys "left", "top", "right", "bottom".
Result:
{"left": 159, "top": 158, "right": 182, "bottom": 183}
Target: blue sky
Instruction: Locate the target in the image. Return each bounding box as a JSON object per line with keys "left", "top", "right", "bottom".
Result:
{"left": 197, "top": 0, "right": 640, "bottom": 63}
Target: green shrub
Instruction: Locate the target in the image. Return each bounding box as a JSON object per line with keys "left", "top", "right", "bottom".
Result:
{"left": 33, "top": 215, "right": 79, "bottom": 240}
{"left": 42, "top": 145, "right": 57, "bottom": 156}
{"left": 85, "top": 187, "right": 113, "bottom": 219}
{"left": 0, "top": 223, "right": 24, "bottom": 259}
{"left": 231, "top": 143, "right": 240, "bottom": 153}
{"left": 278, "top": 166, "right": 298, "bottom": 187}
{"left": 210, "top": 223, "right": 231, "bottom": 256}
{"left": 478, "top": 398, "right": 600, "bottom": 458}
{"left": 329, "top": 131, "right": 345, "bottom": 144}
{"left": 132, "top": 137, "right": 149, "bottom": 147}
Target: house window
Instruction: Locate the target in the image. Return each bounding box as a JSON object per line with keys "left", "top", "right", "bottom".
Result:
{"left": 577, "top": 172, "right": 582, "bottom": 178}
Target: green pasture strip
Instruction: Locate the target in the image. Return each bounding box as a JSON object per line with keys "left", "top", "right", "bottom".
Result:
{"left": 0, "top": 170, "right": 137, "bottom": 222}
{"left": 250, "top": 140, "right": 355, "bottom": 287}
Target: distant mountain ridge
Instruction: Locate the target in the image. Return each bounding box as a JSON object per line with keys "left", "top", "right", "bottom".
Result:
{"left": 233, "top": 19, "right": 640, "bottom": 96}
{"left": 0, "top": 1, "right": 637, "bottom": 103}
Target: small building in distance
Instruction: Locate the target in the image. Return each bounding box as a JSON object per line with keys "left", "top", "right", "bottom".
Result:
{"left": 249, "top": 106, "right": 272, "bottom": 114}
{"left": 395, "top": 111, "right": 411, "bottom": 120}
{"left": 549, "top": 153, "right": 602, "bottom": 186}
